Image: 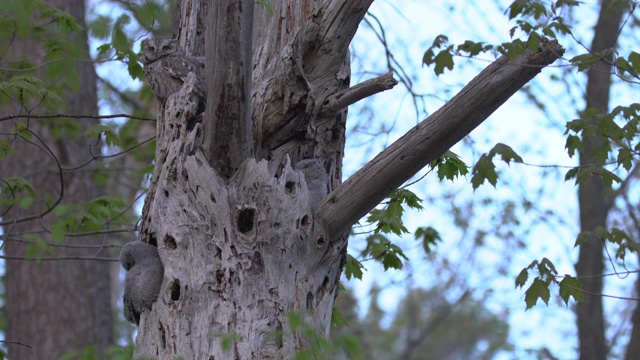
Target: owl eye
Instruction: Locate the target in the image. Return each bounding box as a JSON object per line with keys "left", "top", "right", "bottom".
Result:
{"left": 149, "top": 46, "right": 156, "bottom": 52}
{"left": 163, "top": 45, "right": 171, "bottom": 51}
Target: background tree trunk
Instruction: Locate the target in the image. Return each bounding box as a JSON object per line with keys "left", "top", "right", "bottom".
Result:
{"left": 575, "top": 1, "right": 623, "bottom": 359}
{"left": 0, "top": 0, "right": 114, "bottom": 358}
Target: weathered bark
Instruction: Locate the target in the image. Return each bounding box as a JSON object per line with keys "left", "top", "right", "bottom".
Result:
{"left": 0, "top": 0, "right": 113, "bottom": 358}
{"left": 132, "top": 1, "right": 564, "bottom": 358}
{"left": 575, "top": 1, "right": 624, "bottom": 359}
{"left": 204, "top": 0, "right": 254, "bottom": 177}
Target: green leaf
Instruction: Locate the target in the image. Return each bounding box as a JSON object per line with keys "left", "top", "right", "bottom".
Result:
{"left": 382, "top": 251, "right": 404, "bottom": 270}
{"left": 112, "top": 14, "right": 131, "bottom": 52}
{"left": 539, "top": 257, "right": 558, "bottom": 277}
{"left": 527, "top": 31, "right": 541, "bottom": 51}
{"left": 597, "top": 168, "right": 622, "bottom": 187}
{"left": 431, "top": 34, "right": 449, "bottom": 48}
{"left": 337, "top": 335, "right": 363, "bottom": 360}
{"left": 415, "top": 226, "right": 441, "bottom": 254}
{"left": 574, "top": 230, "right": 591, "bottom": 247}
{"left": 0, "top": 139, "right": 14, "bottom": 160}
{"left": 565, "top": 134, "right": 583, "bottom": 157}
{"left": 256, "top": 0, "right": 275, "bottom": 15}
{"left": 433, "top": 49, "right": 454, "bottom": 75}
{"left": 456, "top": 40, "right": 492, "bottom": 56}
{"left": 19, "top": 196, "right": 34, "bottom": 209}
{"left": 331, "top": 306, "right": 348, "bottom": 328}
{"left": 490, "top": 143, "right": 523, "bottom": 165}
{"left": 344, "top": 254, "right": 364, "bottom": 280}
{"left": 391, "top": 189, "right": 423, "bottom": 211}
{"left": 23, "top": 233, "right": 56, "bottom": 260}
{"left": 524, "top": 278, "right": 551, "bottom": 310}
{"left": 498, "top": 39, "right": 526, "bottom": 60}
{"left": 471, "top": 153, "right": 498, "bottom": 189}
{"left": 515, "top": 268, "right": 529, "bottom": 288}
{"left": 366, "top": 189, "right": 420, "bottom": 235}
{"left": 559, "top": 276, "right": 584, "bottom": 305}
{"left": 430, "top": 150, "right": 469, "bottom": 181}
{"left": 51, "top": 221, "right": 67, "bottom": 244}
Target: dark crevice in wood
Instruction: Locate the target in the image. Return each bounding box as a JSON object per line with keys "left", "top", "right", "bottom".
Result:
{"left": 170, "top": 279, "right": 181, "bottom": 301}
{"left": 164, "top": 235, "right": 177, "bottom": 250}
{"left": 236, "top": 208, "right": 255, "bottom": 233}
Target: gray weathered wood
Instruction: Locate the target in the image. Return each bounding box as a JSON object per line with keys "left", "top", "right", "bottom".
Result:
{"left": 134, "top": 76, "right": 342, "bottom": 358}
{"left": 203, "top": 0, "right": 254, "bottom": 177}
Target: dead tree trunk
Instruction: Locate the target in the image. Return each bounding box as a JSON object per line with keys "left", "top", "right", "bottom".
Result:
{"left": 132, "top": 1, "right": 563, "bottom": 358}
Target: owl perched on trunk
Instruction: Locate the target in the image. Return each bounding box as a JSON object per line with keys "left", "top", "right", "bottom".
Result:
{"left": 140, "top": 38, "right": 206, "bottom": 102}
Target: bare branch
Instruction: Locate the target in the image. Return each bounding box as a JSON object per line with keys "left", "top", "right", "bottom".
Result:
{"left": 0, "top": 113, "right": 155, "bottom": 122}
{"left": 0, "top": 255, "right": 118, "bottom": 262}
{"left": 320, "top": 71, "right": 398, "bottom": 116}
{"left": 317, "top": 40, "right": 566, "bottom": 239}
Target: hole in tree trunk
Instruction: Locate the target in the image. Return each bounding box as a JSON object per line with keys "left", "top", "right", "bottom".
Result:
{"left": 159, "top": 322, "right": 166, "bottom": 349}
{"left": 148, "top": 233, "right": 158, "bottom": 247}
{"left": 285, "top": 181, "right": 297, "bottom": 194}
{"left": 170, "top": 279, "right": 181, "bottom": 301}
{"left": 316, "top": 236, "right": 325, "bottom": 247}
{"left": 236, "top": 208, "right": 255, "bottom": 233}
{"left": 164, "top": 235, "right": 177, "bottom": 249}
{"left": 300, "top": 215, "right": 310, "bottom": 228}
{"left": 306, "top": 291, "right": 314, "bottom": 310}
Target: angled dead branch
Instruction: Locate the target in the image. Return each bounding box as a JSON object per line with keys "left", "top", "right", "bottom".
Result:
{"left": 318, "top": 40, "right": 566, "bottom": 239}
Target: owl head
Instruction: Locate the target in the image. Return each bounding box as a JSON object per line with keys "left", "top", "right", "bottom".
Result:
{"left": 140, "top": 38, "right": 182, "bottom": 65}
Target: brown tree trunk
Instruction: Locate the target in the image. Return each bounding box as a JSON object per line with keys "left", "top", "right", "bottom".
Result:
{"left": 0, "top": 0, "right": 113, "bottom": 358}
{"left": 131, "top": 1, "right": 563, "bottom": 358}
{"left": 626, "top": 254, "right": 640, "bottom": 360}
{"left": 575, "top": 1, "right": 624, "bottom": 359}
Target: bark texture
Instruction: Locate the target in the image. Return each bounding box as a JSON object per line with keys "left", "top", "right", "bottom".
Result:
{"left": 0, "top": 0, "right": 113, "bottom": 358}
{"left": 135, "top": 77, "right": 339, "bottom": 358}
{"left": 204, "top": 0, "right": 254, "bottom": 177}
{"left": 575, "top": 1, "right": 623, "bottom": 359}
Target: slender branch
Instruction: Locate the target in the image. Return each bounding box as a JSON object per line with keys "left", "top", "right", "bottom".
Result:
{"left": 0, "top": 340, "right": 32, "bottom": 349}
{"left": 320, "top": 71, "right": 398, "bottom": 116}
{"left": 0, "top": 255, "right": 118, "bottom": 262}
{"left": 608, "top": 161, "right": 640, "bottom": 208}
{"left": 0, "top": 129, "right": 65, "bottom": 227}
{"left": 0, "top": 113, "right": 156, "bottom": 122}
{"left": 317, "top": 40, "right": 566, "bottom": 239}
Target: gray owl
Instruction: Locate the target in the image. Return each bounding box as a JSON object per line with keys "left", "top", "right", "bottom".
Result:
{"left": 120, "top": 241, "right": 164, "bottom": 325}
{"left": 140, "top": 38, "right": 206, "bottom": 102}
